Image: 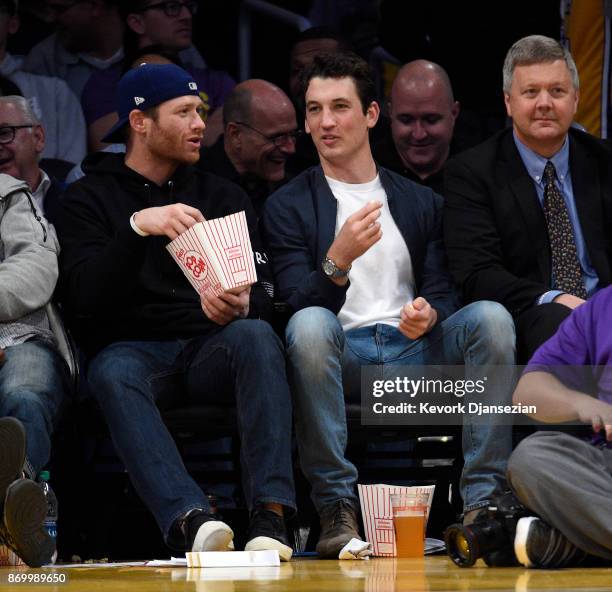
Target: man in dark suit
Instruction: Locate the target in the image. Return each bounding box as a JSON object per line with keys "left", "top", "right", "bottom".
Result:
{"left": 263, "top": 52, "right": 516, "bottom": 557}
{"left": 444, "top": 35, "right": 612, "bottom": 363}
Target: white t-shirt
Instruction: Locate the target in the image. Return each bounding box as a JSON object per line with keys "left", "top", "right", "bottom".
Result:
{"left": 327, "top": 174, "right": 415, "bottom": 331}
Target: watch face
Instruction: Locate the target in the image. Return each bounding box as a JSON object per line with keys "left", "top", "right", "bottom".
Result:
{"left": 322, "top": 258, "right": 335, "bottom": 276}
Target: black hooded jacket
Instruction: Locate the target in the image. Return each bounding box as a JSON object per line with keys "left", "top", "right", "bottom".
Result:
{"left": 55, "top": 152, "right": 273, "bottom": 355}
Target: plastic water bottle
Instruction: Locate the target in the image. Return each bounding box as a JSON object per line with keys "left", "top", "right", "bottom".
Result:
{"left": 38, "top": 471, "right": 58, "bottom": 545}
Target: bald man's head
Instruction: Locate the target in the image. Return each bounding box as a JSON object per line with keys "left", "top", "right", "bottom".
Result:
{"left": 389, "top": 60, "right": 459, "bottom": 179}
{"left": 223, "top": 79, "right": 298, "bottom": 182}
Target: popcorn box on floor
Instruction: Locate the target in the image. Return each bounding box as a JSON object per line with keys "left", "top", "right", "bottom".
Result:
{"left": 358, "top": 483, "right": 435, "bottom": 557}
{"left": 186, "top": 550, "right": 280, "bottom": 568}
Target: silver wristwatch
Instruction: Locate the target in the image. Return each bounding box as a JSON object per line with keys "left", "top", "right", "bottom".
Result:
{"left": 322, "top": 256, "right": 351, "bottom": 278}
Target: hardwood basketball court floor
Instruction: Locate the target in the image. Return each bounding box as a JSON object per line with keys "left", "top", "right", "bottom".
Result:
{"left": 1, "top": 556, "right": 611, "bottom": 591}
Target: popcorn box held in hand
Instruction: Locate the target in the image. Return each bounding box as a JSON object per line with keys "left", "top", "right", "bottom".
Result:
{"left": 166, "top": 210, "right": 257, "bottom": 298}
{"left": 358, "top": 483, "right": 435, "bottom": 557}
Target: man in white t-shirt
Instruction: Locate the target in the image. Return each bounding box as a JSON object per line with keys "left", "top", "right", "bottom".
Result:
{"left": 263, "top": 52, "right": 516, "bottom": 558}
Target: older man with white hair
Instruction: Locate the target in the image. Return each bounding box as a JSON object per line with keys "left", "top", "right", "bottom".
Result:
{"left": 0, "top": 96, "right": 65, "bottom": 223}
{"left": 0, "top": 169, "right": 67, "bottom": 566}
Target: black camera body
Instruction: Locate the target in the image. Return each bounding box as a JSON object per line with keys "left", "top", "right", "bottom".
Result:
{"left": 444, "top": 491, "right": 530, "bottom": 567}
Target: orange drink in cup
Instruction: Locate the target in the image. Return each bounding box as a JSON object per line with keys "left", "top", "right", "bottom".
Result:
{"left": 390, "top": 493, "right": 428, "bottom": 558}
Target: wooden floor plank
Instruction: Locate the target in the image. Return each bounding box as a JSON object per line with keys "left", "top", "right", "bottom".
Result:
{"left": 1, "top": 556, "right": 611, "bottom": 591}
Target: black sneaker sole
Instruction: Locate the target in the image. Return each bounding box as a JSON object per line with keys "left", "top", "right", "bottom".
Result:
{"left": 0, "top": 418, "right": 26, "bottom": 505}
{"left": 3, "top": 479, "right": 55, "bottom": 567}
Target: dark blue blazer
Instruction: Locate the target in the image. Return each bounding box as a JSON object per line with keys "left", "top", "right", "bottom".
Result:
{"left": 262, "top": 165, "right": 459, "bottom": 323}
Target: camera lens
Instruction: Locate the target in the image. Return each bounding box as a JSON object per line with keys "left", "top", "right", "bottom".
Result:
{"left": 445, "top": 521, "right": 510, "bottom": 568}
{"left": 445, "top": 524, "right": 480, "bottom": 567}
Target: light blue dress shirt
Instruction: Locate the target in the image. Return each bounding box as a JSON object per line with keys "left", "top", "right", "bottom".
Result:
{"left": 513, "top": 132, "right": 599, "bottom": 304}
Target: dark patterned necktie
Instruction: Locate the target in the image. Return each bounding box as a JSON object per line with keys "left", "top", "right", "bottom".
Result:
{"left": 542, "top": 161, "right": 587, "bottom": 298}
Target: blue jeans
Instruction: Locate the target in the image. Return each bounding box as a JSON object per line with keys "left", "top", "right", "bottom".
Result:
{"left": 0, "top": 339, "right": 68, "bottom": 474}
{"left": 285, "top": 302, "right": 515, "bottom": 513}
{"left": 87, "top": 320, "right": 295, "bottom": 545}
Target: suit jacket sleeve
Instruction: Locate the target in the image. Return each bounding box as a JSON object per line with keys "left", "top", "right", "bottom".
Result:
{"left": 444, "top": 156, "right": 547, "bottom": 316}
{"left": 262, "top": 193, "right": 349, "bottom": 315}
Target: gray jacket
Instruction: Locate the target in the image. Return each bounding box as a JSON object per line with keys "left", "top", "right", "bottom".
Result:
{"left": 0, "top": 174, "right": 59, "bottom": 346}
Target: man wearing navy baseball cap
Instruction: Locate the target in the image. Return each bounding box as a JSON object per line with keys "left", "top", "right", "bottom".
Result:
{"left": 55, "top": 63, "right": 296, "bottom": 559}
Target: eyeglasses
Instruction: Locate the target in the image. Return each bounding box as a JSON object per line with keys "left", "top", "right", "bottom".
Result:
{"left": 234, "top": 122, "right": 302, "bottom": 147}
{"left": 138, "top": 0, "right": 198, "bottom": 17}
{"left": 0, "top": 125, "right": 34, "bottom": 144}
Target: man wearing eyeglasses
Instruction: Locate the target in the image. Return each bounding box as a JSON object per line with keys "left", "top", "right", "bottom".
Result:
{"left": 124, "top": 0, "right": 198, "bottom": 52}
{"left": 0, "top": 96, "right": 66, "bottom": 224}
{"left": 120, "top": 0, "right": 208, "bottom": 73}
{"left": 199, "top": 79, "right": 298, "bottom": 219}
{"left": 23, "top": 1, "right": 207, "bottom": 101}
{"left": 0, "top": 168, "right": 66, "bottom": 567}
{"left": 81, "top": 0, "right": 234, "bottom": 151}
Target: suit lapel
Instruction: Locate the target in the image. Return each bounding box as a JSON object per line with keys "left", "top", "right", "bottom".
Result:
{"left": 313, "top": 167, "right": 339, "bottom": 262}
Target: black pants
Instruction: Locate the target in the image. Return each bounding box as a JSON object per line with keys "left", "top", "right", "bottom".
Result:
{"left": 514, "top": 302, "right": 572, "bottom": 364}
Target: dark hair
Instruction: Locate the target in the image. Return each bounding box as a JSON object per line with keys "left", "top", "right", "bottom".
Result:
{"left": 118, "top": 0, "right": 149, "bottom": 20}
{"left": 120, "top": 1, "right": 157, "bottom": 56}
{"left": 300, "top": 51, "right": 376, "bottom": 114}
{"left": 292, "top": 26, "right": 351, "bottom": 52}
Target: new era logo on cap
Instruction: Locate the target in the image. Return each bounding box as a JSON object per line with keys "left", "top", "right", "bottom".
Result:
{"left": 189, "top": 82, "right": 198, "bottom": 90}
{"left": 134, "top": 97, "right": 145, "bottom": 106}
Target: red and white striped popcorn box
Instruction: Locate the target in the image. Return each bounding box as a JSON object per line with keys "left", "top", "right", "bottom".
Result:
{"left": 198, "top": 211, "right": 257, "bottom": 291}
{"left": 357, "top": 483, "right": 435, "bottom": 557}
{"left": 166, "top": 211, "right": 257, "bottom": 298}
{"left": 166, "top": 223, "right": 226, "bottom": 298}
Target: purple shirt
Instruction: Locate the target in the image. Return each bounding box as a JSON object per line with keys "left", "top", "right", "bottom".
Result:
{"left": 81, "top": 63, "right": 235, "bottom": 126}
{"left": 526, "top": 285, "right": 612, "bottom": 403}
